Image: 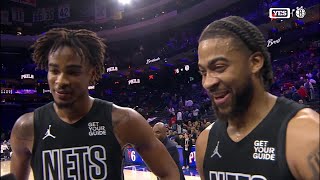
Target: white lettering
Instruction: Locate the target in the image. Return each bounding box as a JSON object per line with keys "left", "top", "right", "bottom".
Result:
{"left": 21, "top": 74, "right": 34, "bottom": 79}
{"left": 254, "top": 140, "right": 268, "bottom": 147}
{"left": 106, "top": 67, "right": 118, "bottom": 72}
{"left": 253, "top": 153, "right": 276, "bottom": 161}
{"left": 43, "top": 89, "right": 51, "bottom": 93}
{"left": 42, "top": 146, "right": 107, "bottom": 179}
{"left": 88, "top": 122, "right": 106, "bottom": 136}
{"left": 267, "top": 37, "right": 281, "bottom": 47}
{"left": 1, "top": 89, "right": 13, "bottom": 94}
{"left": 131, "top": 151, "right": 136, "bottom": 161}
{"left": 88, "top": 145, "right": 107, "bottom": 180}
{"left": 269, "top": 8, "right": 291, "bottom": 19}
{"left": 146, "top": 57, "right": 160, "bottom": 64}
{"left": 253, "top": 140, "right": 276, "bottom": 161}
{"left": 128, "top": 79, "right": 141, "bottom": 85}
{"left": 209, "top": 171, "right": 267, "bottom": 180}
{"left": 88, "top": 86, "right": 95, "bottom": 90}
{"left": 189, "top": 151, "right": 196, "bottom": 163}
{"left": 66, "top": 152, "right": 77, "bottom": 180}
{"left": 42, "top": 149, "right": 60, "bottom": 180}
{"left": 273, "top": 10, "right": 287, "bottom": 16}
{"left": 269, "top": 147, "right": 275, "bottom": 154}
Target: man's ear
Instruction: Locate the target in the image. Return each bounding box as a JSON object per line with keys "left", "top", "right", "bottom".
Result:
{"left": 249, "top": 52, "right": 264, "bottom": 74}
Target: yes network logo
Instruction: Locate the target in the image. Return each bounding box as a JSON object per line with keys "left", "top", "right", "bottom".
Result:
{"left": 269, "top": 6, "right": 306, "bottom": 19}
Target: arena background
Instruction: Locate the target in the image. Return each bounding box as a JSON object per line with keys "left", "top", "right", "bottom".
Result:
{"left": 1, "top": 0, "right": 319, "bottom": 179}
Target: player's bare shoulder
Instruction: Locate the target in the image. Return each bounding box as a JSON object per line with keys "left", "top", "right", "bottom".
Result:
{"left": 11, "top": 112, "right": 34, "bottom": 152}
{"left": 111, "top": 104, "right": 131, "bottom": 127}
{"left": 196, "top": 122, "right": 215, "bottom": 179}
{"left": 12, "top": 112, "right": 34, "bottom": 140}
{"left": 196, "top": 122, "right": 215, "bottom": 151}
{"left": 286, "top": 108, "right": 319, "bottom": 179}
{"left": 198, "top": 122, "right": 215, "bottom": 142}
{"left": 288, "top": 108, "right": 319, "bottom": 134}
{"left": 295, "top": 108, "right": 319, "bottom": 122}
{"left": 111, "top": 104, "right": 142, "bottom": 146}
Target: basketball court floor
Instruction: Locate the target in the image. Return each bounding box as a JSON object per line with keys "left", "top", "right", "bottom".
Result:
{"left": 1, "top": 160, "right": 200, "bottom": 180}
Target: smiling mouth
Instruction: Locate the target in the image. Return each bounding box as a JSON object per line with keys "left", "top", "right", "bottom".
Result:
{"left": 211, "top": 90, "right": 231, "bottom": 106}
{"left": 55, "top": 91, "right": 72, "bottom": 99}
{"left": 55, "top": 88, "right": 72, "bottom": 94}
{"left": 212, "top": 90, "right": 229, "bottom": 99}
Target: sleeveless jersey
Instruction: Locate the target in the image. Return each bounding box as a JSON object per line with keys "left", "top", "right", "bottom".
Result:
{"left": 31, "top": 99, "right": 123, "bottom": 180}
{"left": 203, "top": 97, "right": 305, "bottom": 180}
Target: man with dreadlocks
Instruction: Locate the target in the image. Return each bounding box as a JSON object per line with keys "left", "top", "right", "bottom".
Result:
{"left": 9, "top": 28, "right": 180, "bottom": 180}
{"left": 196, "top": 16, "right": 319, "bottom": 179}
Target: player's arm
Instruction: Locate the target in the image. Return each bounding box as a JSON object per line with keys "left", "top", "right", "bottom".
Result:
{"left": 196, "top": 124, "right": 213, "bottom": 180}
{"left": 10, "top": 112, "right": 34, "bottom": 180}
{"left": 112, "top": 105, "right": 180, "bottom": 180}
{"left": 286, "top": 108, "right": 319, "bottom": 180}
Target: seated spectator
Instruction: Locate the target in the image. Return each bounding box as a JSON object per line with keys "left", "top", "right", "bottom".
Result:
{"left": 297, "top": 85, "right": 309, "bottom": 102}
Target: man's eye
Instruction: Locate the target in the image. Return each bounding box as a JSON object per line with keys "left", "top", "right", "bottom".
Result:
{"left": 198, "top": 71, "right": 207, "bottom": 76}
{"left": 68, "top": 71, "right": 81, "bottom": 75}
{"left": 49, "top": 69, "right": 59, "bottom": 74}
{"left": 215, "top": 65, "right": 226, "bottom": 72}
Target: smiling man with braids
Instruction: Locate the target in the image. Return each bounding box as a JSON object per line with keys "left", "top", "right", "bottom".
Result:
{"left": 10, "top": 28, "right": 180, "bottom": 180}
{"left": 196, "top": 16, "right": 319, "bottom": 179}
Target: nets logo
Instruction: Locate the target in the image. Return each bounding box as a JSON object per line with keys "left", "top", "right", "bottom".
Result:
{"left": 269, "top": 6, "right": 306, "bottom": 19}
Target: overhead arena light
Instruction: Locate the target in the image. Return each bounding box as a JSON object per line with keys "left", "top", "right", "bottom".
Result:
{"left": 118, "top": 0, "right": 131, "bottom": 5}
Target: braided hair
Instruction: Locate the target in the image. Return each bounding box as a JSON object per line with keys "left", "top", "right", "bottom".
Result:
{"left": 32, "top": 28, "right": 106, "bottom": 84}
{"left": 199, "top": 16, "right": 273, "bottom": 90}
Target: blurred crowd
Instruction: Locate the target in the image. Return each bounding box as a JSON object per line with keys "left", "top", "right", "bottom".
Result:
{"left": 1, "top": 140, "right": 11, "bottom": 161}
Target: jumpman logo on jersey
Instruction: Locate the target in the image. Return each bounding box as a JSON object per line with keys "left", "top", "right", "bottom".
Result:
{"left": 210, "top": 141, "right": 222, "bottom": 158}
{"left": 42, "top": 125, "right": 56, "bottom": 140}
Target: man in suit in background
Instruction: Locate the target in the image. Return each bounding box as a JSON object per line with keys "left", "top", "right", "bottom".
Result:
{"left": 153, "top": 122, "right": 185, "bottom": 180}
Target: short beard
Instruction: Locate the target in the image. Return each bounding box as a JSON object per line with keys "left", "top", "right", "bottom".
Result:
{"left": 213, "top": 77, "right": 254, "bottom": 121}
{"left": 54, "top": 100, "right": 76, "bottom": 109}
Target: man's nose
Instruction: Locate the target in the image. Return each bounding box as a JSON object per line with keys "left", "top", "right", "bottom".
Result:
{"left": 202, "top": 73, "right": 220, "bottom": 90}
{"left": 55, "top": 73, "right": 70, "bottom": 86}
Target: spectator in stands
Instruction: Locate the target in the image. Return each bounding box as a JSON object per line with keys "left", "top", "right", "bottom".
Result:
{"left": 297, "top": 85, "right": 309, "bottom": 102}
{"left": 192, "top": 107, "right": 200, "bottom": 122}
{"left": 168, "top": 105, "right": 175, "bottom": 116}
{"left": 182, "top": 132, "right": 192, "bottom": 169}
{"left": 291, "top": 86, "right": 302, "bottom": 102}
{"left": 1, "top": 141, "right": 10, "bottom": 160}
{"left": 304, "top": 78, "right": 315, "bottom": 100}
{"left": 185, "top": 98, "right": 193, "bottom": 107}
{"left": 152, "top": 122, "right": 185, "bottom": 180}
{"left": 176, "top": 109, "right": 183, "bottom": 133}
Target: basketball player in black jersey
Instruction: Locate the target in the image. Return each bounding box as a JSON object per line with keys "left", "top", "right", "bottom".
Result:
{"left": 9, "top": 28, "right": 180, "bottom": 180}
{"left": 196, "top": 16, "right": 319, "bottom": 179}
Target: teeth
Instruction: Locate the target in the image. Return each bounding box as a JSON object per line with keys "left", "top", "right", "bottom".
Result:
{"left": 213, "top": 92, "right": 228, "bottom": 98}
{"left": 215, "top": 95, "right": 225, "bottom": 99}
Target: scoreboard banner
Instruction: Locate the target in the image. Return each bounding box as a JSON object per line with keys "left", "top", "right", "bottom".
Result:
{"left": 1, "top": 11, "right": 10, "bottom": 24}
{"left": 11, "top": 7, "right": 25, "bottom": 22}
{"left": 124, "top": 146, "right": 196, "bottom": 168}
{"left": 20, "top": 0, "right": 36, "bottom": 7}
{"left": 33, "top": 8, "right": 54, "bottom": 22}
{"left": 58, "top": 4, "right": 70, "bottom": 19}
{"left": 95, "top": 0, "right": 107, "bottom": 21}
{"left": 10, "top": 0, "right": 36, "bottom": 7}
